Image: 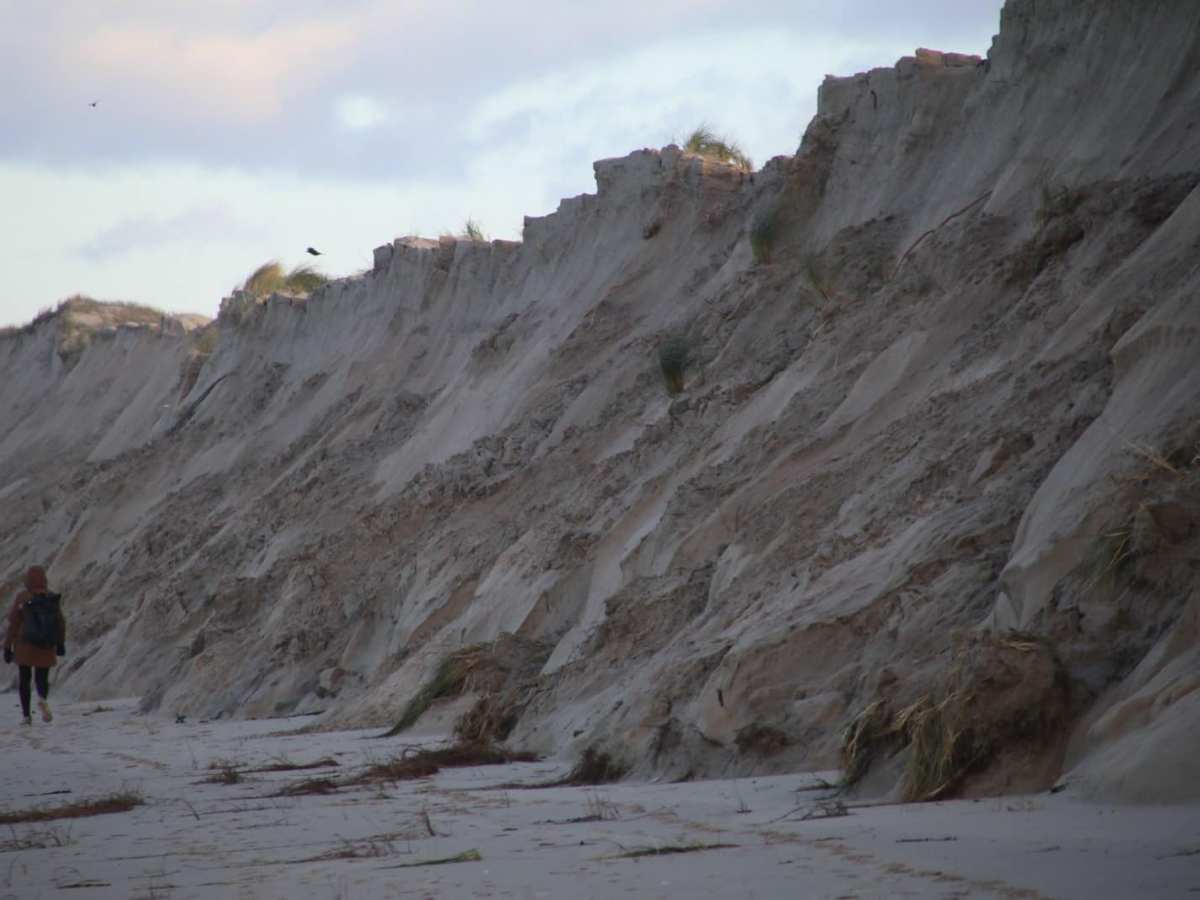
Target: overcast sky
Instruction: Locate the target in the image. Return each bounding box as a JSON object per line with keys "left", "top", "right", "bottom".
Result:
{"left": 1, "top": 0, "right": 1002, "bottom": 327}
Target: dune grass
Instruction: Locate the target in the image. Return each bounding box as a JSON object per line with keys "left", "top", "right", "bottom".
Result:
{"left": 241, "top": 261, "right": 329, "bottom": 298}
{"left": 749, "top": 204, "right": 782, "bottom": 264}
{"left": 684, "top": 125, "right": 753, "bottom": 170}
{"left": 658, "top": 335, "right": 691, "bottom": 395}
{"left": 385, "top": 644, "right": 500, "bottom": 736}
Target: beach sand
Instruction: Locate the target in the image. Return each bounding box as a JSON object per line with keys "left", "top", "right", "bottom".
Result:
{"left": 1, "top": 699, "right": 1196, "bottom": 899}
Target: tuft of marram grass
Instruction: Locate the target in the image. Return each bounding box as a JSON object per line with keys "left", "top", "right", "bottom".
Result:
{"left": 840, "top": 699, "right": 895, "bottom": 788}
{"left": 461, "top": 218, "right": 486, "bottom": 241}
{"left": 385, "top": 645, "right": 491, "bottom": 736}
{"left": 749, "top": 204, "right": 781, "bottom": 264}
{"left": 283, "top": 264, "right": 329, "bottom": 295}
{"left": 684, "top": 125, "right": 753, "bottom": 171}
{"left": 241, "top": 261, "right": 330, "bottom": 298}
{"left": 242, "top": 261, "right": 286, "bottom": 297}
{"left": 658, "top": 335, "right": 691, "bottom": 395}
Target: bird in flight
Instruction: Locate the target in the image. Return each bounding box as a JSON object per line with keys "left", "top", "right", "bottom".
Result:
{"left": 306, "top": 247, "right": 322, "bottom": 256}
{"left": 89, "top": 100, "right": 99, "bottom": 108}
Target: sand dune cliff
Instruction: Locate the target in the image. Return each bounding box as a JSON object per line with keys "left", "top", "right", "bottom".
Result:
{"left": 2, "top": 0, "right": 1198, "bottom": 803}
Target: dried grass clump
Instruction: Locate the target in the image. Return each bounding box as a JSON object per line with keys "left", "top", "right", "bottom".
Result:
{"left": 393, "top": 635, "right": 552, "bottom": 740}
{"left": 802, "top": 254, "right": 845, "bottom": 305}
{"left": 273, "top": 778, "right": 340, "bottom": 797}
{"left": 0, "top": 791, "right": 143, "bottom": 825}
{"left": 47, "top": 295, "right": 170, "bottom": 365}
{"left": 1084, "top": 435, "right": 1200, "bottom": 589}
{"left": 610, "top": 842, "right": 737, "bottom": 859}
{"left": 339, "top": 742, "right": 538, "bottom": 789}
{"left": 840, "top": 634, "right": 1067, "bottom": 801}
{"left": 734, "top": 722, "right": 789, "bottom": 756}
{"left": 461, "top": 219, "right": 486, "bottom": 241}
{"left": 200, "top": 765, "right": 242, "bottom": 785}
{"left": 452, "top": 635, "right": 551, "bottom": 743}
{"left": 549, "top": 747, "right": 625, "bottom": 787}
{"left": 840, "top": 699, "right": 896, "bottom": 788}
{"left": 898, "top": 634, "right": 1066, "bottom": 801}
{"left": 385, "top": 643, "right": 501, "bottom": 736}
{"left": 658, "top": 334, "right": 691, "bottom": 395}
{"left": 178, "top": 324, "right": 220, "bottom": 398}
{"left": 455, "top": 693, "right": 520, "bottom": 745}
{"left": 749, "top": 204, "right": 781, "bottom": 265}
{"left": 249, "top": 756, "right": 339, "bottom": 773}
{"left": 294, "top": 837, "right": 396, "bottom": 863}
{"left": 683, "top": 125, "right": 753, "bottom": 171}
{"left": 383, "top": 848, "right": 482, "bottom": 869}
{"left": 241, "top": 261, "right": 329, "bottom": 299}
{"left": 0, "top": 824, "right": 73, "bottom": 852}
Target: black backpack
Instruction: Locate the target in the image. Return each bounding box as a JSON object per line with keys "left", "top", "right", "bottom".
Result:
{"left": 22, "top": 593, "right": 62, "bottom": 649}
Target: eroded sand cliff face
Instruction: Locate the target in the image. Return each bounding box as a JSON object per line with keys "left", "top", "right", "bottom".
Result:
{"left": 2, "top": 0, "right": 1198, "bottom": 802}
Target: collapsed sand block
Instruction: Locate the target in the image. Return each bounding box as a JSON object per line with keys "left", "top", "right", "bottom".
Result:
{"left": 842, "top": 632, "right": 1069, "bottom": 801}
{"left": 386, "top": 634, "right": 551, "bottom": 741}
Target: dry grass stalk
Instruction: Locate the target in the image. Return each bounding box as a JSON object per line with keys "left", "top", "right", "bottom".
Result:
{"left": 545, "top": 747, "right": 625, "bottom": 787}
{"left": 840, "top": 699, "right": 895, "bottom": 787}
{"left": 200, "top": 766, "right": 242, "bottom": 785}
{"left": 249, "top": 756, "right": 339, "bottom": 773}
{"left": 272, "top": 778, "right": 340, "bottom": 797}
{"left": 0, "top": 824, "right": 73, "bottom": 852}
{"left": 610, "top": 842, "right": 738, "bottom": 859}
{"left": 381, "top": 848, "right": 482, "bottom": 869}
{"left": 0, "top": 791, "right": 143, "bottom": 825}
{"left": 386, "top": 644, "right": 497, "bottom": 736}
{"left": 840, "top": 634, "right": 1066, "bottom": 801}
{"left": 894, "top": 691, "right": 978, "bottom": 802}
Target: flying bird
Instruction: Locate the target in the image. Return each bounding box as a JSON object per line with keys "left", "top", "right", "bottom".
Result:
{"left": 306, "top": 247, "right": 322, "bottom": 256}
{"left": 89, "top": 100, "right": 99, "bottom": 108}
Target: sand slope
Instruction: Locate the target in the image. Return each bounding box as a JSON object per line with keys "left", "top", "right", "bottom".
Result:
{"left": 1, "top": 0, "right": 1199, "bottom": 804}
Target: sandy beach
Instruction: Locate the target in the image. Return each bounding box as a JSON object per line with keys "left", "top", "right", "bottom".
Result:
{"left": 1, "top": 699, "right": 1196, "bottom": 899}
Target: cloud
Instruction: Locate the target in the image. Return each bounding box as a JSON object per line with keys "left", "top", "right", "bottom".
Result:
{"left": 1, "top": 1, "right": 1006, "bottom": 327}
{"left": 74, "top": 18, "right": 358, "bottom": 122}
{"left": 335, "top": 94, "right": 390, "bottom": 131}
{"left": 0, "top": 159, "right": 523, "bottom": 327}
{"left": 1, "top": 1, "right": 1002, "bottom": 172}
{"left": 459, "top": 27, "right": 901, "bottom": 205}
{"left": 74, "top": 206, "right": 266, "bottom": 261}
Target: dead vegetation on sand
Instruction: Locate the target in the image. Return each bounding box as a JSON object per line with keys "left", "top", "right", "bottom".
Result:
{"left": 0, "top": 824, "right": 73, "bottom": 852}
{"left": 658, "top": 334, "right": 691, "bottom": 395}
{"left": 1084, "top": 434, "right": 1200, "bottom": 591}
{"left": 199, "top": 765, "right": 242, "bottom": 786}
{"left": 250, "top": 755, "right": 340, "bottom": 773}
{"left": 682, "top": 125, "right": 752, "bottom": 171}
{"left": 840, "top": 633, "right": 1068, "bottom": 801}
{"left": 273, "top": 777, "right": 340, "bottom": 797}
{"left": 241, "top": 260, "right": 329, "bottom": 299}
{"left": 380, "top": 848, "right": 483, "bottom": 869}
{"left": 385, "top": 644, "right": 501, "bottom": 736}
{"left": 268, "top": 742, "right": 538, "bottom": 797}
{"left": 388, "top": 636, "right": 551, "bottom": 741}
{"left": 608, "top": 841, "right": 738, "bottom": 860}
{"left": 0, "top": 790, "right": 144, "bottom": 825}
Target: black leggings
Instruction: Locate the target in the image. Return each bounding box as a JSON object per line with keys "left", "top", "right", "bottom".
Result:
{"left": 18, "top": 666, "right": 50, "bottom": 717}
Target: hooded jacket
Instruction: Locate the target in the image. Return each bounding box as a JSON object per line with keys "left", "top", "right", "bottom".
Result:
{"left": 4, "top": 566, "right": 66, "bottom": 669}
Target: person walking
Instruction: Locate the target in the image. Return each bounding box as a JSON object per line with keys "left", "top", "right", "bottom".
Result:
{"left": 3, "top": 567, "right": 66, "bottom": 726}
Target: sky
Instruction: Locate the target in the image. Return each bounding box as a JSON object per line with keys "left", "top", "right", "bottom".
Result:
{"left": 1, "top": 1, "right": 1003, "bottom": 327}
